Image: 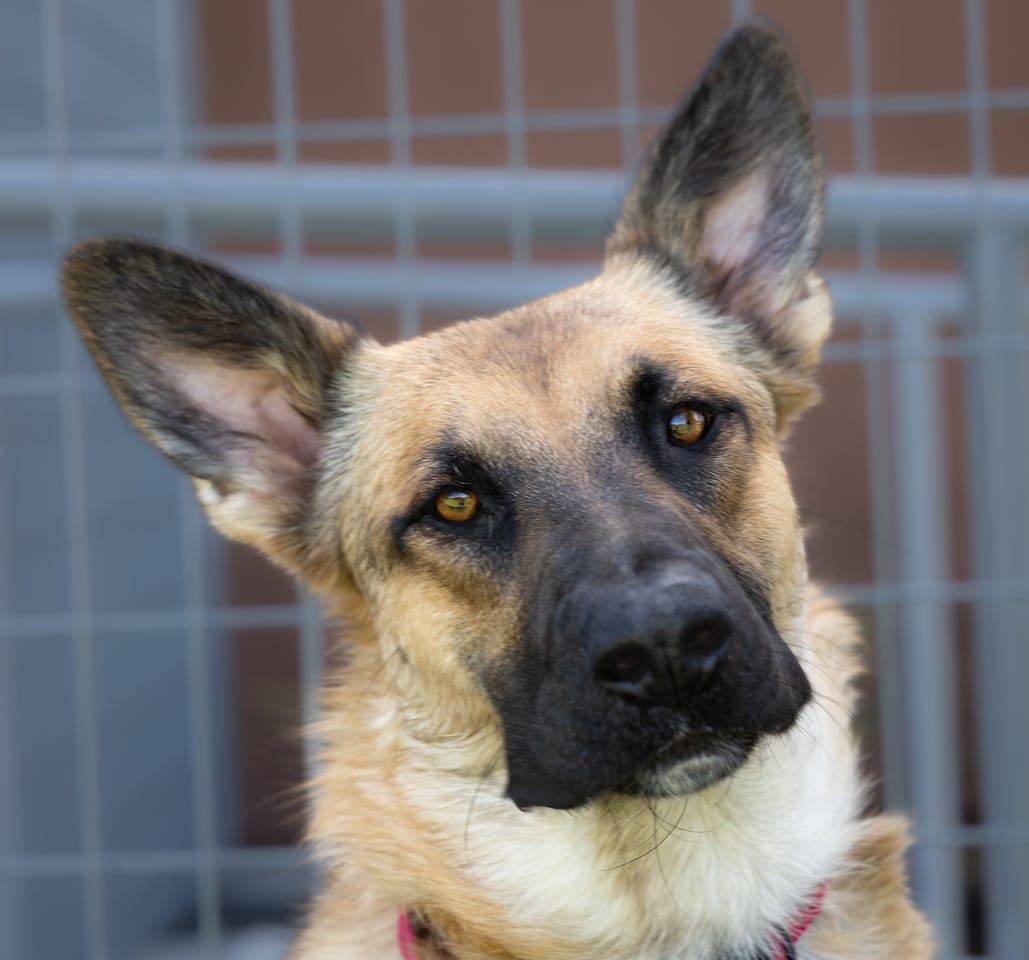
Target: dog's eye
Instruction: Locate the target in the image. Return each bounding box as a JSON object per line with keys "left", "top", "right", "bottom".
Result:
{"left": 434, "top": 488, "right": 480, "bottom": 523}
{"left": 667, "top": 406, "right": 712, "bottom": 446}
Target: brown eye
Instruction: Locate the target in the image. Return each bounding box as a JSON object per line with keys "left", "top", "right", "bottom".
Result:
{"left": 667, "top": 406, "right": 711, "bottom": 446}
{"left": 434, "top": 488, "right": 480, "bottom": 523}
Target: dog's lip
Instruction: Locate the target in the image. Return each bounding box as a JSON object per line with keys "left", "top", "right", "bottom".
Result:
{"left": 619, "top": 728, "right": 757, "bottom": 797}
{"left": 654, "top": 727, "right": 754, "bottom": 761}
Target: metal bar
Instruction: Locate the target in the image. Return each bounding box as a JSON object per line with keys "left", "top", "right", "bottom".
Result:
{"left": 6, "top": 820, "right": 1029, "bottom": 880}
{"left": 7, "top": 162, "right": 1029, "bottom": 238}
{"left": 847, "top": 0, "right": 908, "bottom": 824}
{"left": 269, "top": 0, "right": 302, "bottom": 265}
{"left": 1, "top": 335, "right": 1026, "bottom": 402}
{"left": 382, "top": 0, "right": 419, "bottom": 338}
{"left": 156, "top": 0, "right": 223, "bottom": 953}
{"left": 967, "top": 228, "right": 1029, "bottom": 960}
{"left": 41, "top": 1, "right": 110, "bottom": 957}
{"left": 892, "top": 312, "right": 963, "bottom": 951}
{"left": 0, "top": 415, "right": 23, "bottom": 960}
{"left": 965, "top": 0, "right": 991, "bottom": 182}
{"left": 0, "top": 847, "right": 308, "bottom": 878}
{"left": 614, "top": 0, "right": 642, "bottom": 169}
{"left": 964, "top": 3, "right": 1029, "bottom": 954}
{"left": 499, "top": 0, "right": 531, "bottom": 263}
{"left": 1, "top": 579, "right": 1027, "bottom": 642}
{"left": 0, "top": 604, "right": 313, "bottom": 637}
{"left": 268, "top": 0, "right": 326, "bottom": 785}
{"left": 5, "top": 86, "right": 1029, "bottom": 155}
{"left": 0, "top": 258, "right": 988, "bottom": 316}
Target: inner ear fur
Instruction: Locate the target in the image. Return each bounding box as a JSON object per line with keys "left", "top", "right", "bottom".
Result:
{"left": 62, "top": 237, "right": 365, "bottom": 580}
{"left": 607, "top": 21, "right": 832, "bottom": 423}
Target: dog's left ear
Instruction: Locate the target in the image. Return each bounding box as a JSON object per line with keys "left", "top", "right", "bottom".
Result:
{"left": 62, "top": 238, "right": 364, "bottom": 583}
{"left": 608, "top": 22, "right": 830, "bottom": 420}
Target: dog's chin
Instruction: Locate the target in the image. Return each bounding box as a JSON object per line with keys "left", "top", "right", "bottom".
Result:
{"left": 618, "top": 732, "right": 757, "bottom": 798}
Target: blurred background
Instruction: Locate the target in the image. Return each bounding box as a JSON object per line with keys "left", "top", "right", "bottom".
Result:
{"left": 1, "top": 0, "right": 1027, "bottom": 958}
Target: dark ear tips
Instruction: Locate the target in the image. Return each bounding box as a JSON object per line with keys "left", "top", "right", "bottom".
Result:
{"left": 704, "top": 19, "right": 813, "bottom": 108}
{"left": 62, "top": 236, "right": 160, "bottom": 294}
{"left": 61, "top": 238, "right": 120, "bottom": 326}
{"left": 61, "top": 237, "right": 200, "bottom": 347}
{"left": 710, "top": 19, "right": 800, "bottom": 71}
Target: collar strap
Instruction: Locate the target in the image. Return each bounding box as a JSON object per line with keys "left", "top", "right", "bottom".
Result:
{"left": 398, "top": 911, "right": 417, "bottom": 960}
{"left": 397, "top": 911, "right": 423, "bottom": 960}
{"left": 398, "top": 883, "right": 827, "bottom": 960}
{"left": 398, "top": 911, "right": 455, "bottom": 960}
{"left": 768, "top": 882, "right": 827, "bottom": 960}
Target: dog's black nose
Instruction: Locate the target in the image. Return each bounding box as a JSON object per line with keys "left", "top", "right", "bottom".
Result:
{"left": 587, "top": 574, "right": 731, "bottom": 708}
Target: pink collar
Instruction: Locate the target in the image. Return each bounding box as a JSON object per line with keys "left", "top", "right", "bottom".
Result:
{"left": 396, "top": 912, "right": 418, "bottom": 960}
{"left": 771, "top": 882, "right": 827, "bottom": 960}
{"left": 398, "top": 883, "right": 826, "bottom": 960}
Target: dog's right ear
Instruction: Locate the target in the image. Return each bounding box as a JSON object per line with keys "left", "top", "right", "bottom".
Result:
{"left": 607, "top": 22, "right": 830, "bottom": 424}
{"left": 62, "top": 238, "right": 365, "bottom": 579}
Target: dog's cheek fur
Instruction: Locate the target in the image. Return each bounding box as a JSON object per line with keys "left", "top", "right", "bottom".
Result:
{"left": 727, "top": 443, "right": 808, "bottom": 630}
{"left": 369, "top": 569, "right": 514, "bottom": 738}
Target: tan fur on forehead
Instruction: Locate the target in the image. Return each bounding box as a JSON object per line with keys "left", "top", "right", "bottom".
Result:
{"left": 346, "top": 261, "right": 776, "bottom": 475}
{"left": 395, "top": 262, "right": 758, "bottom": 379}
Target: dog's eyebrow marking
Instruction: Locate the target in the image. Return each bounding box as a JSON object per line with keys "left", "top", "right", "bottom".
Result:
{"left": 412, "top": 443, "right": 486, "bottom": 499}
{"left": 389, "top": 443, "right": 516, "bottom": 545}
{"left": 625, "top": 359, "right": 751, "bottom": 436}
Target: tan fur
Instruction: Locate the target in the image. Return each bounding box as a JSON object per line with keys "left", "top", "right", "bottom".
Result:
{"left": 808, "top": 816, "right": 936, "bottom": 959}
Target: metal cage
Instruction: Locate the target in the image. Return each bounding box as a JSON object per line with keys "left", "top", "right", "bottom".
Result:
{"left": 1, "top": 1, "right": 1027, "bottom": 958}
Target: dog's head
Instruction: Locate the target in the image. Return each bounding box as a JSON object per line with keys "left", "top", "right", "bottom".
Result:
{"left": 63, "top": 24, "right": 830, "bottom": 811}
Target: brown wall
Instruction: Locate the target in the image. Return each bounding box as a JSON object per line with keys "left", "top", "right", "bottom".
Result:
{"left": 198, "top": 0, "right": 1029, "bottom": 175}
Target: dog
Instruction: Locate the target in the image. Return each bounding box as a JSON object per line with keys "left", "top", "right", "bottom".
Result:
{"left": 62, "top": 22, "right": 932, "bottom": 960}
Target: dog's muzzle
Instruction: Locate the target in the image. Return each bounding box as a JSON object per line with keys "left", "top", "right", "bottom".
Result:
{"left": 492, "top": 555, "right": 811, "bottom": 810}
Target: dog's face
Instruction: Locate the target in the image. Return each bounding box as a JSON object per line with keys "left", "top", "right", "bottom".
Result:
{"left": 337, "top": 278, "right": 817, "bottom": 810}
{"left": 63, "top": 25, "right": 831, "bottom": 812}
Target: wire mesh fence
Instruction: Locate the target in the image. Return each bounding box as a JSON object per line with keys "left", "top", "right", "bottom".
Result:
{"left": 1, "top": 1, "right": 1028, "bottom": 958}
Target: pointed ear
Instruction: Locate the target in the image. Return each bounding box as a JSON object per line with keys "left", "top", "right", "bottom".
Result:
{"left": 607, "top": 22, "right": 831, "bottom": 419}
{"left": 62, "top": 238, "right": 366, "bottom": 580}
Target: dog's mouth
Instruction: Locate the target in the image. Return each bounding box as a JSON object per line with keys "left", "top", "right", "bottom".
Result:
{"left": 619, "top": 730, "right": 758, "bottom": 798}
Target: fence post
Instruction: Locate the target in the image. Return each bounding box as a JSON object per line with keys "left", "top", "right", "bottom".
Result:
{"left": 967, "top": 224, "right": 1029, "bottom": 960}
{"left": 892, "top": 311, "right": 962, "bottom": 955}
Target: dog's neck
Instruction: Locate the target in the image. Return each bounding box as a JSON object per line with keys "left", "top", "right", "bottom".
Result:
{"left": 380, "top": 713, "right": 856, "bottom": 960}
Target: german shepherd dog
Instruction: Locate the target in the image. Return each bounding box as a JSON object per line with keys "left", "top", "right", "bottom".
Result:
{"left": 62, "top": 23, "right": 932, "bottom": 960}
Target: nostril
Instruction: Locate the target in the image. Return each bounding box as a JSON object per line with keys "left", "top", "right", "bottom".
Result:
{"left": 683, "top": 613, "right": 729, "bottom": 652}
{"left": 593, "top": 641, "right": 654, "bottom": 695}
{"left": 680, "top": 616, "right": 730, "bottom": 680}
